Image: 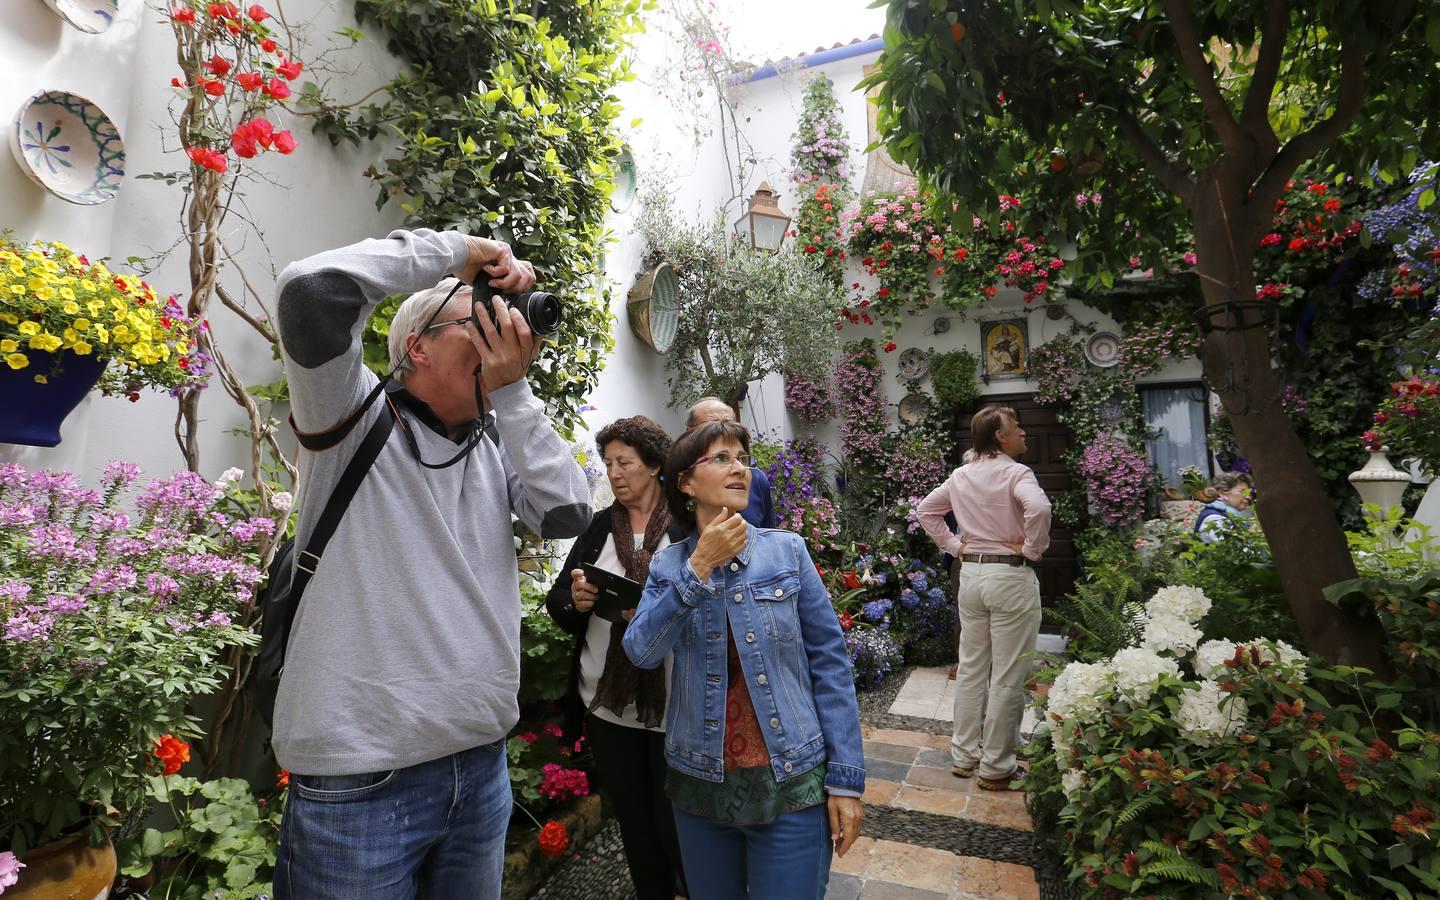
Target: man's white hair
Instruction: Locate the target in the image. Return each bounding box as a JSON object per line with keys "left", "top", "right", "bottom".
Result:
{"left": 387, "top": 279, "right": 472, "bottom": 382}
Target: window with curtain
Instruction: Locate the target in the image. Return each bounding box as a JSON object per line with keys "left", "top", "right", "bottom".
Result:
{"left": 1140, "top": 384, "right": 1211, "bottom": 489}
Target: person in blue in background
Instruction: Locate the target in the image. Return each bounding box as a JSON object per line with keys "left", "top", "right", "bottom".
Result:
{"left": 1194, "top": 471, "right": 1255, "bottom": 542}
{"left": 623, "top": 419, "right": 864, "bottom": 900}
{"left": 686, "top": 398, "right": 776, "bottom": 528}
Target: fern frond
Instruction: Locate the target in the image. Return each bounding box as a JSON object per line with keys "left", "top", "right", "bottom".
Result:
{"left": 1116, "top": 792, "right": 1162, "bottom": 824}
{"left": 1139, "top": 860, "right": 1220, "bottom": 887}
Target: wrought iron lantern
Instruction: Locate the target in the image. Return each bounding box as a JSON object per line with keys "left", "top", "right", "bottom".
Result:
{"left": 732, "top": 182, "right": 791, "bottom": 252}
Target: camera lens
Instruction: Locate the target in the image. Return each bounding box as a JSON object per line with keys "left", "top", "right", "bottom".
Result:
{"left": 469, "top": 289, "right": 563, "bottom": 337}
{"left": 520, "top": 291, "right": 562, "bottom": 336}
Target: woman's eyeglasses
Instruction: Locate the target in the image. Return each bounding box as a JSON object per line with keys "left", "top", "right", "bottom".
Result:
{"left": 687, "top": 452, "right": 753, "bottom": 471}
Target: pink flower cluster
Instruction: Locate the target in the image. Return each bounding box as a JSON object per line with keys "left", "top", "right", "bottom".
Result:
{"left": 784, "top": 370, "right": 834, "bottom": 423}
{"left": 834, "top": 341, "right": 887, "bottom": 462}
{"left": 1076, "top": 433, "right": 1152, "bottom": 527}
{"left": 539, "top": 764, "right": 590, "bottom": 800}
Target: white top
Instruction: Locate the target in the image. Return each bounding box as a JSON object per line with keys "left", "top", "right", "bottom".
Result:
{"left": 578, "top": 532, "right": 673, "bottom": 731}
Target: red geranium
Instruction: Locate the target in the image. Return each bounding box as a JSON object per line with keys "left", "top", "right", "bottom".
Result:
{"left": 277, "top": 58, "right": 304, "bottom": 80}
{"left": 273, "top": 129, "right": 297, "bottom": 154}
{"left": 261, "top": 38, "right": 278, "bottom": 53}
{"left": 154, "top": 734, "right": 191, "bottom": 775}
{"left": 537, "top": 821, "right": 569, "bottom": 857}
{"left": 838, "top": 610, "right": 853, "bottom": 631}
{"left": 263, "top": 77, "right": 291, "bottom": 99}
{"left": 205, "top": 54, "right": 232, "bottom": 77}
{"left": 172, "top": 5, "right": 197, "bottom": 24}
{"left": 236, "top": 72, "right": 264, "bottom": 91}
{"left": 247, "top": 3, "right": 269, "bottom": 21}
{"left": 203, "top": 80, "right": 225, "bottom": 97}
{"left": 276, "top": 769, "right": 290, "bottom": 789}
{"left": 186, "top": 146, "right": 228, "bottom": 173}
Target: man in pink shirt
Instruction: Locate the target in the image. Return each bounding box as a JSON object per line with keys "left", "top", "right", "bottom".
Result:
{"left": 914, "top": 406, "right": 1051, "bottom": 791}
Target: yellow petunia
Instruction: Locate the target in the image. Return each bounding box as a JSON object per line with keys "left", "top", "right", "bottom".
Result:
{"left": 0, "top": 339, "right": 15, "bottom": 353}
{"left": 73, "top": 318, "right": 90, "bottom": 331}
{"left": 72, "top": 341, "right": 92, "bottom": 355}
{"left": 0, "top": 313, "right": 17, "bottom": 324}
{"left": 5, "top": 352, "right": 28, "bottom": 370}
{"left": 29, "top": 333, "right": 63, "bottom": 353}
{"left": 94, "top": 324, "right": 109, "bottom": 343}
{"left": 33, "top": 374, "right": 46, "bottom": 384}
{"left": 18, "top": 321, "right": 39, "bottom": 336}
{"left": 62, "top": 300, "right": 79, "bottom": 315}
{"left": 87, "top": 300, "right": 104, "bottom": 317}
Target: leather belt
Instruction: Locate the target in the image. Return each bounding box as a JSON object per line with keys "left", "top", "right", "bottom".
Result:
{"left": 960, "top": 552, "right": 1036, "bottom": 569}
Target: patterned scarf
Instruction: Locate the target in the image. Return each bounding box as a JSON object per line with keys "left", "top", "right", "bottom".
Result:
{"left": 588, "top": 500, "right": 669, "bottom": 726}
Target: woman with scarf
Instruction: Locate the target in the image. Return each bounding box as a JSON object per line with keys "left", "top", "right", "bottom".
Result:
{"left": 546, "top": 415, "right": 686, "bottom": 900}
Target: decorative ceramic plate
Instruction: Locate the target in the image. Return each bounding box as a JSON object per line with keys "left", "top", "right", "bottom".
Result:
{"left": 1084, "top": 330, "right": 1122, "bottom": 368}
{"left": 41, "top": 0, "right": 120, "bottom": 33}
{"left": 10, "top": 90, "right": 124, "bottom": 205}
{"left": 897, "top": 347, "right": 929, "bottom": 381}
{"left": 898, "top": 393, "right": 930, "bottom": 425}
{"left": 932, "top": 316, "right": 950, "bottom": 334}
{"left": 610, "top": 145, "right": 637, "bottom": 214}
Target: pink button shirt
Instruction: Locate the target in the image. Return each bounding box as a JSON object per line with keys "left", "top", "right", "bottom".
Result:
{"left": 914, "top": 453, "right": 1053, "bottom": 561}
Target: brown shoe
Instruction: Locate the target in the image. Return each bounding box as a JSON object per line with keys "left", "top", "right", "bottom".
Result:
{"left": 952, "top": 763, "right": 976, "bottom": 778}
{"left": 978, "top": 767, "right": 1027, "bottom": 791}
{"left": 948, "top": 664, "right": 957, "bottom": 680}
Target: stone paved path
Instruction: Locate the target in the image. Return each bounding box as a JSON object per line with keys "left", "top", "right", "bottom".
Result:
{"left": 532, "top": 666, "right": 1069, "bottom": 899}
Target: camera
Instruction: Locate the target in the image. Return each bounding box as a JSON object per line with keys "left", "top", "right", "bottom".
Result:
{"left": 470, "top": 286, "right": 563, "bottom": 337}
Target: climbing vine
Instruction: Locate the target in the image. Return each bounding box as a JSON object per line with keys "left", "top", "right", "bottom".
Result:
{"left": 319, "top": 0, "right": 648, "bottom": 438}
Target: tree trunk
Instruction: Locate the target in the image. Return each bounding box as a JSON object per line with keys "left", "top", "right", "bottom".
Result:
{"left": 1191, "top": 176, "right": 1391, "bottom": 674}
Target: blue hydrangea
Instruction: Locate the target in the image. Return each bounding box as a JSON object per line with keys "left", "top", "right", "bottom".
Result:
{"left": 926, "top": 587, "right": 946, "bottom": 605}
{"left": 909, "top": 573, "right": 929, "bottom": 593}
{"left": 871, "top": 571, "right": 888, "bottom": 587}
{"left": 899, "top": 588, "right": 920, "bottom": 609}
{"left": 846, "top": 629, "right": 905, "bottom": 690}
{"left": 861, "top": 598, "right": 893, "bottom": 623}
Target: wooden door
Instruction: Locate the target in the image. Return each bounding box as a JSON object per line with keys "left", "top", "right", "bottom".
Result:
{"left": 947, "top": 395, "right": 1078, "bottom": 610}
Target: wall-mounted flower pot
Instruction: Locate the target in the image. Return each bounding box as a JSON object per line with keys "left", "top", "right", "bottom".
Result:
{"left": 6, "top": 832, "right": 116, "bottom": 899}
{"left": 626, "top": 262, "right": 679, "bottom": 353}
{"left": 0, "top": 350, "right": 106, "bottom": 447}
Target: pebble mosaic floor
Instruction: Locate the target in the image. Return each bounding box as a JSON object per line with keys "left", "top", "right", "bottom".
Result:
{"left": 532, "top": 666, "right": 1073, "bottom": 899}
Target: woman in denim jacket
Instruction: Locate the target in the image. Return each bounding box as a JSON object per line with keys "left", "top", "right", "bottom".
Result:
{"left": 623, "top": 420, "right": 865, "bottom": 900}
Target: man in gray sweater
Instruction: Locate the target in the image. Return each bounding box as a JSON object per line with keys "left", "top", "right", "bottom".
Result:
{"left": 272, "top": 229, "right": 591, "bottom": 899}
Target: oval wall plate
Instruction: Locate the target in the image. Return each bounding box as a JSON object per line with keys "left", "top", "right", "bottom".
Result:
{"left": 610, "top": 146, "right": 637, "bottom": 214}
{"left": 897, "top": 347, "right": 928, "bottom": 381}
{"left": 1084, "top": 330, "right": 1122, "bottom": 368}
{"left": 11, "top": 90, "right": 125, "bottom": 205}
{"left": 41, "top": 0, "right": 120, "bottom": 33}
{"left": 898, "top": 393, "right": 930, "bottom": 425}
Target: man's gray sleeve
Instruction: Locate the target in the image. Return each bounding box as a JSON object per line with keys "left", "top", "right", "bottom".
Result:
{"left": 488, "top": 380, "right": 591, "bottom": 539}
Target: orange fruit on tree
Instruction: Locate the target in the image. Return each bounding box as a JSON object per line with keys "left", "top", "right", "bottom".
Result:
{"left": 951, "top": 22, "right": 967, "bottom": 42}
{"left": 1050, "top": 155, "right": 1067, "bottom": 172}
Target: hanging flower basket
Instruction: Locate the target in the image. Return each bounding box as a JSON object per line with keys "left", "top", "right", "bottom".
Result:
{"left": 0, "top": 349, "right": 106, "bottom": 446}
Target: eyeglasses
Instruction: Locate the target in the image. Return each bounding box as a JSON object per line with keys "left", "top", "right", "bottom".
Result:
{"left": 422, "top": 316, "right": 471, "bottom": 334}
{"left": 687, "top": 452, "right": 753, "bottom": 471}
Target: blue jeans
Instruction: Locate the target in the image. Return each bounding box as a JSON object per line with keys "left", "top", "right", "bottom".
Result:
{"left": 672, "top": 804, "right": 832, "bottom": 900}
{"left": 275, "top": 741, "right": 511, "bottom": 900}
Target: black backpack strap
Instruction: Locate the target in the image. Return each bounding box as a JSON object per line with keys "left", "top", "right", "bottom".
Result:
{"left": 277, "top": 402, "right": 395, "bottom": 666}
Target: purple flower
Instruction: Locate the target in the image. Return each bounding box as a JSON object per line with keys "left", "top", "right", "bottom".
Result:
{"left": 86, "top": 565, "right": 138, "bottom": 595}
{"left": 4, "top": 610, "right": 55, "bottom": 643}
{"left": 146, "top": 573, "right": 181, "bottom": 603}
{"left": 45, "top": 594, "right": 86, "bottom": 616}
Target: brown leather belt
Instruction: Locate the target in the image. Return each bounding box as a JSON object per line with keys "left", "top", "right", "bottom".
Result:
{"left": 961, "top": 552, "right": 1036, "bottom": 569}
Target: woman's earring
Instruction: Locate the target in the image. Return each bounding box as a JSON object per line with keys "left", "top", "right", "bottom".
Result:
{"left": 685, "top": 497, "right": 695, "bottom": 511}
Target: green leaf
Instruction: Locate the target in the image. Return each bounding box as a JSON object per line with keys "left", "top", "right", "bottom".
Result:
{"left": 1324, "top": 843, "right": 1352, "bottom": 875}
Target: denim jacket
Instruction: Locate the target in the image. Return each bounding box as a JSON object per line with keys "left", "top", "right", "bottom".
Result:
{"left": 622, "top": 525, "right": 865, "bottom": 798}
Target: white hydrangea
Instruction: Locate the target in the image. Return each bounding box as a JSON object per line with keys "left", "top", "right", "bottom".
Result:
{"left": 1060, "top": 768, "right": 1088, "bottom": 799}
{"left": 1145, "top": 585, "right": 1212, "bottom": 625}
{"left": 1112, "top": 647, "right": 1180, "bottom": 704}
{"left": 1045, "top": 661, "right": 1113, "bottom": 726}
{"left": 1193, "top": 639, "right": 1238, "bottom": 680}
{"left": 1177, "top": 680, "right": 1244, "bottom": 745}
{"left": 1254, "top": 639, "right": 1308, "bottom": 681}
{"left": 1141, "top": 613, "right": 1204, "bottom": 656}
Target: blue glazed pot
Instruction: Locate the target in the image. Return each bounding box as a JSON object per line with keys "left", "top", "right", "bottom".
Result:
{"left": 0, "top": 350, "right": 107, "bottom": 447}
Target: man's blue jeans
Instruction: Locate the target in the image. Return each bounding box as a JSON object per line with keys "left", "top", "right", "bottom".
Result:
{"left": 275, "top": 741, "right": 511, "bottom": 900}
{"left": 672, "top": 804, "right": 832, "bottom": 900}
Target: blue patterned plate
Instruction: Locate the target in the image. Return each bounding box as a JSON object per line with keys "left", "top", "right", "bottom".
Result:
{"left": 10, "top": 90, "right": 125, "bottom": 205}
{"left": 41, "top": 0, "right": 120, "bottom": 33}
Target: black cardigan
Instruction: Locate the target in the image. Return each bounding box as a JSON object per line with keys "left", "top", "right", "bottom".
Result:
{"left": 544, "top": 503, "right": 688, "bottom": 741}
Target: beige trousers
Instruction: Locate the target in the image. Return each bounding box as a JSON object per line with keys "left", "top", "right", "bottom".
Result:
{"left": 951, "top": 562, "right": 1041, "bottom": 779}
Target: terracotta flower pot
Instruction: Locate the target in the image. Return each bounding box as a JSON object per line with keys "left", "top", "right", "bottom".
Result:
{"left": 6, "top": 832, "right": 116, "bottom": 899}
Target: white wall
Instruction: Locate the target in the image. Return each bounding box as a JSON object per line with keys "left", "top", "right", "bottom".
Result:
{"left": 0, "top": 0, "right": 402, "bottom": 481}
